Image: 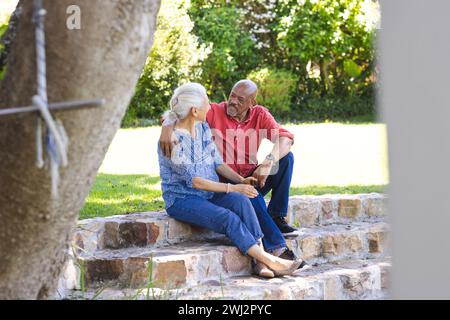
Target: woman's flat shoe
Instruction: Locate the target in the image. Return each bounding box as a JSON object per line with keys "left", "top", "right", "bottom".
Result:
{"left": 271, "top": 259, "right": 303, "bottom": 277}
{"left": 252, "top": 263, "right": 275, "bottom": 278}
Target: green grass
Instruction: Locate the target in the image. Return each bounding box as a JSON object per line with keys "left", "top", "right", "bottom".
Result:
{"left": 80, "top": 173, "right": 386, "bottom": 220}
{"left": 80, "top": 174, "right": 164, "bottom": 220}
{"left": 290, "top": 184, "right": 386, "bottom": 195}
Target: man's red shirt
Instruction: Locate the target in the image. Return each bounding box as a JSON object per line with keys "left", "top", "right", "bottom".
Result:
{"left": 206, "top": 102, "right": 294, "bottom": 178}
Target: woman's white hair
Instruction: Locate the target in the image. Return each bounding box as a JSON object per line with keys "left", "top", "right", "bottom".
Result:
{"left": 162, "top": 82, "right": 208, "bottom": 126}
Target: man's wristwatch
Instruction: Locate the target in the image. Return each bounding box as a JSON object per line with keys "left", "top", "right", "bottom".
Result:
{"left": 266, "top": 153, "right": 275, "bottom": 161}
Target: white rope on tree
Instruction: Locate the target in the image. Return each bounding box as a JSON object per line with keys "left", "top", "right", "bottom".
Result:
{"left": 0, "top": 0, "right": 105, "bottom": 198}
{"left": 33, "top": 0, "right": 46, "bottom": 169}
{"left": 32, "top": 0, "right": 69, "bottom": 199}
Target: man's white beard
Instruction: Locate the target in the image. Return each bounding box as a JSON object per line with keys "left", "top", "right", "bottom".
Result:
{"left": 227, "top": 106, "right": 238, "bottom": 117}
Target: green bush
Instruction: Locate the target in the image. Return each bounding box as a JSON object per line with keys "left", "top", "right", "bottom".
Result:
{"left": 124, "top": 0, "right": 210, "bottom": 127}
{"left": 124, "top": 0, "right": 379, "bottom": 126}
{"left": 248, "top": 68, "right": 297, "bottom": 119}
{"left": 188, "top": 0, "right": 261, "bottom": 101}
{"left": 276, "top": 0, "right": 377, "bottom": 99}
{"left": 0, "top": 23, "right": 7, "bottom": 38}
{"left": 296, "top": 93, "right": 376, "bottom": 121}
{"left": 0, "top": 20, "right": 9, "bottom": 82}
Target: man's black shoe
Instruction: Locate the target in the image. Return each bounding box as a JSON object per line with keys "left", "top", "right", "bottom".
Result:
{"left": 279, "top": 248, "right": 296, "bottom": 260}
{"left": 279, "top": 249, "right": 310, "bottom": 270}
{"left": 272, "top": 216, "right": 300, "bottom": 238}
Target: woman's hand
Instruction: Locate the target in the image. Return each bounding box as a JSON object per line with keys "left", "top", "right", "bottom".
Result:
{"left": 230, "top": 184, "right": 259, "bottom": 198}
{"left": 241, "top": 176, "right": 258, "bottom": 186}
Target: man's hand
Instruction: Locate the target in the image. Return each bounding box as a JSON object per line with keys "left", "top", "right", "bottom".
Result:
{"left": 252, "top": 160, "right": 274, "bottom": 189}
{"left": 242, "top": 176, "right": 258, "bottom": 186}
{"left": 159, "top": 124, "right": 178, "bottom": 158}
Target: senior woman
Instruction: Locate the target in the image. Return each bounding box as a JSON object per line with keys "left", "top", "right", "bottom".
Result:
{"left": 158, "top": 82, "right": 302, "bottom": 278}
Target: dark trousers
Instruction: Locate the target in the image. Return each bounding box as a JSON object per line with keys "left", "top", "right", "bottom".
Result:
{"left": 222, "top": 152, "right": 295, "bottom": 252}
{"left": 256, "top": 152, "right": 294, "bottom": 219}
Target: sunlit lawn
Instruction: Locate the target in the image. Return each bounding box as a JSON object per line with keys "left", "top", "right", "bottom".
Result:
{"left": 81, "top": 122, "right": 389, "bottom": 219}
{"left": 80, "top": 174, "right": 165, "bottom": 219}
{"left": 80, "top": 173, "right": 386, "bottom": 220}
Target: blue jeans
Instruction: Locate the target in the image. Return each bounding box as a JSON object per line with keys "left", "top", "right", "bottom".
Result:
{"left": 222, "top": 153, "right": 293, "bottom": 252}
{"left": 256, "top": 152, "right": 294, "bottom": 219}
{"left": 248, "top": 194, "right": 287, "bottom": 252}
{"left": 166, "top": 192, "right": 264, "bottom": 255}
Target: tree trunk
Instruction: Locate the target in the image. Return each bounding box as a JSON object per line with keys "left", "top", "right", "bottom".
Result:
{"left": 0, "top": 0, "right": 160, "bottom": 299}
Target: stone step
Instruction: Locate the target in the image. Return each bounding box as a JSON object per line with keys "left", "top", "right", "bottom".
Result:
{"left": 287, "top": 193, "right": 387, "bottom": 227}
{"left": 287, "top": 221, "right": 389, "bottom": 265}
{"left": 73, "top": 212, "right": 218, "bottom": 254}
{"left": 77, "top": 240, "right": 252, "bottom": 290}
{"left": 70, "top": 258, "right": 391, "bottom": 300}
{"left": 72, "top": 193, "right": 388, "bottom": 254}
{"left": 68, "top": 220, "right": 389, "bottom": 291}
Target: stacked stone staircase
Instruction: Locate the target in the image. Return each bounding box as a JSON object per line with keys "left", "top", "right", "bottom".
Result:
{"left": 58, "top": 193, "right": 390, "bottom": 300}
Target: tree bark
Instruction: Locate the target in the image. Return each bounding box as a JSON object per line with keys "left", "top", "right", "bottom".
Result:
{"left": 0, "top": 0, "right": 160, "bottom": 299}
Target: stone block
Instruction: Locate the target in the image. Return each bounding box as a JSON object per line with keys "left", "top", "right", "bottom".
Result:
{"left": 339, "top": 268, "right": 380, "bottom": 299}
{"left": 167, "top": 219, "right": 194, "bottom": 240}
{"left": 323, "top": 276, "right": 340, "bottom": 300}
{"left": 124, "top": 257, "right": 151, "bottom": 288}
{"left": 146, "top": 222, "right": 163, "bottom": 244}
{"left": 153, "top": 260, "right": 187, "bottom": 289}
{"left": 104, "top": 221, "right": 165, "bottom": 249}
{"left": 291, "top": 199, "right": 320, "bottom": 227}
{"left": 300, "top": 236, "right": 322, "bottom": 260}
{"left": 119, "top": 222, "right": 148, "bottom": 247}
{"left": 85, "top": 259, "right": 124, "bottom": 284}
{"left": 322, "top": 234, "right": 346, "bottom": 257}
{"left": 338, "top": 198, "right": 363, "bottom": 219}
{"left": 321, "top": 199, "right": 337, "bottom": 221}
{"left": 368, "top": 230, "right": 388, "bottom": 253}
{"left": 346, "top": 234, "right": 364, "bottom": 253}
{"left": 222, "top": 247, "right": 251, "bottom": 274}
{"left": 379, "top": 263, "right": 391, "bottom": 290}
{"left": 363, "top": 195, "right": 387, "bottom": 217}
{"left": 103, "top": 221, "right": 120, "bottom": 249}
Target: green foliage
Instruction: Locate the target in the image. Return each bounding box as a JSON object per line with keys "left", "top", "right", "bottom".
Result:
{"left": 124, "top": 0, "right": 379, "bottom": 125}
{"left": 296, "top": 93, "right": 375, "bottom": 121}
{"left": 124, "top": 0, "right": 210, "bottom": 127}
{"left": 248, "top": 67, "right": 297, "bottom": 118}
{"left": 0, "top": 23, "right": 7, "bottom": 38}
{"left": 343, "top": 59, "right": 362, "bottom": 78}
{"left": 80, "top": 174, "right": 385, "bottom": 219}
{"left": 0, "top": 66, "right": 5, "bottom": 82}
{"left": 0, "top": 20, "right": 9, "bottom": 82}
{"left": 277, "top": 0, "right": 377, "bottom": 99}
{"left": 188, "top": 0, "right": 261, "bottom": 101}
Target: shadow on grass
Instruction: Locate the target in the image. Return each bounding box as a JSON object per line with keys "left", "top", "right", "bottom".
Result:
{"left": 80, "top": 174, "right": 164, "bottom": 220}
{"left": 80, "top": 174, "right": 387, "bottom": 220}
